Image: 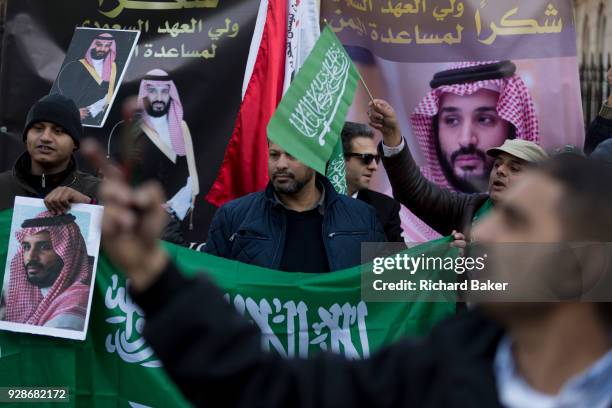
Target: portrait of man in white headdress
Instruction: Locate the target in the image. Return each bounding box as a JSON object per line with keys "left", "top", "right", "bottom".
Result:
{"left": 108, "top": 69, "right": 199, "bottom": 225}
{"left": 51, "top": 28, "right": 139, "bottom": 127}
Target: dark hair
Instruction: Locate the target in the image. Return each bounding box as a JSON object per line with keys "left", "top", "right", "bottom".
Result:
{"left": 341, "top": 121, "right": 374, "bottom": 154}
{"left": 536, "top": 155, "right": 612, "bottom": 242}
{"left": 536, "top": 156, "right": 612, "bottom": 327}
{"left": 22, "top": 214, "right": 77, "bottom": 228}
{"left": 590, "top": 139, "right": 612, "bottom": 164}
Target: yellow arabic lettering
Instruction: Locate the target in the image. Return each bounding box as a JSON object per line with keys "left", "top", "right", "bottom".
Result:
{"left": 380, "top": 28, "right": 413, "bottom": 44}
{"left": 432, "top": 0, "right": 464, "bottom": 21}
{"left": 158, "top": 18, "right": 200, "bottom": 37}
{"left": 346, "top": 0, "right": 372, "bottom": 12}
{"left": 228, "top": 23, "right": 240, "bottom": 38}
{"left": 442, "top": 24, "right": 463, "bottom": 44}
{"left": 477, "top": 6, "right": 563, "bottom": 45}
{"left": 208, "top": 18, "right": 231, "bottom": 40}
{"left": 380, "top": 0, "right": 423, "bottom": 18}
{"left": 433, "top": 0, "right": 453, "bottom": 21}
{"left": 179, "top": 43, "right": 217, "bottom": 58}
{"left": 415, "top": 25, "right": 437, "bottom": 44}
{"left": 137, "top": 19, "right": 150, "bottom": 32}
{"left": 454, "top": 2, "right": 464, "bottom": 18}
{"left": 143, "top": 44, "right": 153, "bottom": 58}
{"left": 329, "top": 17, "right": 367, "bottom": 36}
{"left": 99, "top": 0, "right": 219, "bottom": 19}
{"left": 392, "top": 30, "right": 412, "bottom": 44}
{"left": 414, "top": 24, "right": 462, "bottom": 45}
{"left": 153, "top": 45, "right": 167, "bottom": 57}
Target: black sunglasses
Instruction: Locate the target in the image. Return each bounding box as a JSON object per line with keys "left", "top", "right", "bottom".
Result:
{"left": 344, "top": 153, "right": 381, "bottom": 165}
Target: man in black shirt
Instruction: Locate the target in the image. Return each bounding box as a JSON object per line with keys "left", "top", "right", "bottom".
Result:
{"left": 204, "top": 141, "right": 385, "bottom": 272}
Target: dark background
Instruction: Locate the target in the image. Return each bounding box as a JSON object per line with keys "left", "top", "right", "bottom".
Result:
{"left": 0, "top": 0, "right": 259, "bottom": 247}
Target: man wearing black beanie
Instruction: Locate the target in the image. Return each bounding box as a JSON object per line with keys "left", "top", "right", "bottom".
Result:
{"left": 0, "top": 94, "right": 100, "bottom": 214}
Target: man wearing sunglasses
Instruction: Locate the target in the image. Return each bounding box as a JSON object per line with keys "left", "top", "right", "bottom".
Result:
{"left": 342, "top": 122, "right": 404, "bottom": 243}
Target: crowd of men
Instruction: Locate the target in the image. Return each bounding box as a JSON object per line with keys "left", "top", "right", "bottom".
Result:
{"left": 0, "top": 62, "right": 611, "bottom": 406}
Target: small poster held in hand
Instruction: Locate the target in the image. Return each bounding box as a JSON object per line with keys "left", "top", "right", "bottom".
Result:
{"left": 50, "top": 27, "right": 140, "bottom": 128}
{"left": 0, "top": 196, "right": 103, "bottom": 341}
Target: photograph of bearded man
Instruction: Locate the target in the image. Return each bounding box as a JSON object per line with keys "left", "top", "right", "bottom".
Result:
{"left": 411, "top": 60, "right": 539, "bottom": 193}
{"left": 50, "top": 28, "right": 139, "bottom": 127}
{"left": 0, "top": 211, "right": 93, "bottom": 333}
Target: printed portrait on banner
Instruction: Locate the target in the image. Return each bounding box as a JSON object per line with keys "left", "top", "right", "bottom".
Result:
{"left": 107, "top": 69, "right": 200, "bottom": 225}
{"left": 323, "top": 0, "right": 583, "bottom": 242}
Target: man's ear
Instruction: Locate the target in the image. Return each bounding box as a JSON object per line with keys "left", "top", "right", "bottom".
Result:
{"left": 570, "top": 242, "right": 612, "bottom": 301}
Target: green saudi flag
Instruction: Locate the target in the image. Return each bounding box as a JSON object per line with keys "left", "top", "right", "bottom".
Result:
{"left": 0, "top": 209, "right": 454, "bottom": 407}
{"left": 326, "top": 138, "right": 348, "bottom": 194}
{"left": 267, "top": 26, "right": 359, "bottom": 176}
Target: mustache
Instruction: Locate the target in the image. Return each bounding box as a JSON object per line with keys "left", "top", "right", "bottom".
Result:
{"left": 450, "top": 146, "right": 486, "bottom": 164}
{"left": 25, "top": 261, "right": 43, "bottom": 270}
{"left": 272, "top": 170, "right": 294, "bottom": 178}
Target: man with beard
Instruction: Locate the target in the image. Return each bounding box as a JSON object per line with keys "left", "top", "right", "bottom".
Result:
{"left": 2, "top": 212, "right": 93, "bottom": 331}
{"left": 370, "top": 97, "right": 547, "bottom": 241}
{"left": 409, "top": 61, "right": 539, "bottom": 193}
{"left": 86, "top": 122, "right": 612, "bottom": 408}
{"left": 371, "top": 61, "right": 540, "bottom": 241}
{"left": 108, "top": 69, "right": 199, "bottom": 229}
{"left": 203, "top": 141, "right": 385, "bottom": 272}
{"left": 53, "top": 33, "right": 117, "bottom": 125}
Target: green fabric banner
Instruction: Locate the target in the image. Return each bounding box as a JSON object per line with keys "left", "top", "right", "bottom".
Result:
{"left": 0, "top": 209, "right": 454, "bottom": 407}
{"left": 267, "top": 26, "right": 359, "bottom": 175}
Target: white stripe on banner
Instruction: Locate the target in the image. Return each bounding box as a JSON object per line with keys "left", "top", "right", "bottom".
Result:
{"left": 242, "top": 0, "right": 269, "bottom": 99}
{"left": 282, "top": 0, "right": 320, "bottom": 94}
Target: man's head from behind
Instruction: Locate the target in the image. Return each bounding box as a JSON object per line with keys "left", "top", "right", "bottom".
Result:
{"left": 22, "top": 94, "right": 83, "bottom": 174}
{"left": 473, "top": 155, "right": 612, "bottom": 325}
{"left": 21, "top": 230, "right": 63, "bottom": 288}
{"left": 268, "top": 141, "right": 316, "bottom": 195}
{"left": 486, "top": 139, "right": 548, "bottom": 203}
{"left": 341, "top": 122, "right": 380, "bottom": 195}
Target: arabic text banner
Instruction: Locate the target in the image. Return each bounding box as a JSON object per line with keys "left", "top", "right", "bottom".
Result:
{"left": 0, "top": 0, "right": 259, "bottom": 247}
{"left": 322, "top": 0, "right": 576, "bottom": 62}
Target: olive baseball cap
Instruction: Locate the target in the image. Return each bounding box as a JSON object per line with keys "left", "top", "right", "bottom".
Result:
{"left": 487, "top": 139, "right": 548, "bottom": 163}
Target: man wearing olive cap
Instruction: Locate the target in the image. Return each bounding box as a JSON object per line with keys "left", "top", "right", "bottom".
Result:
{"left": 370, "top": 94, "right": 548, "bottom": 239}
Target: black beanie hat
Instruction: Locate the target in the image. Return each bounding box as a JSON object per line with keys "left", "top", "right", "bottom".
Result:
{"left": 22, "top": 94, "right": 83, "bottom": 148}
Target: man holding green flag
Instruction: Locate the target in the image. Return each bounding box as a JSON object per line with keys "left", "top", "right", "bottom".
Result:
{"left": 204, "top": 27, "right": 384, "bottom": 272}
{"left": 204, "top": 139, "right": 385, "bottom": 272}
{"left": 267, "top": 26, "right": 359, "bottom": 194}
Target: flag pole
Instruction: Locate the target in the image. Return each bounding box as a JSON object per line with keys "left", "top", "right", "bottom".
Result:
{"left": 323, "top": 19, "right": 376, "bottom": 105}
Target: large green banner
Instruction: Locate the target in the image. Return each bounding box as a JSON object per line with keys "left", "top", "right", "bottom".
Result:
{"left": 0, "top": 209, "right": 454, "bottom": 407}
